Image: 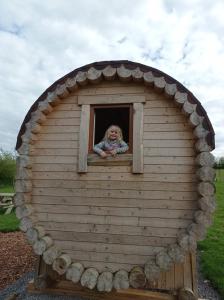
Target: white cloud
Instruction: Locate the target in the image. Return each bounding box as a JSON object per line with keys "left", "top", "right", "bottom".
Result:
{"left": 0, "top": 0, "right": 223, "bottom": 156}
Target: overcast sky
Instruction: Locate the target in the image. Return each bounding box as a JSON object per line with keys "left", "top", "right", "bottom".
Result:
{"left": 0, "top": 0, "right": 223, "bottom": 157}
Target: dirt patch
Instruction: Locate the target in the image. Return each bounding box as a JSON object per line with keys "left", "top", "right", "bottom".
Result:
{"left": 0, "top": 232, "right": 38, "bottom": 290}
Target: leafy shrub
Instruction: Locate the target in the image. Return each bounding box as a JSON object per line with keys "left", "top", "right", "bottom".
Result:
{"left": 0, "top": 148, "right": 16, "bottom": 187}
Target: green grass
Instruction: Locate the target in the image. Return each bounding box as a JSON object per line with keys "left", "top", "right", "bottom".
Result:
{"left": 0, "top": 211, "right": 19, "bottom": 232}
{"left": 0, "top": 184, "right": 14, "bottom": 193}
{"left": 198, "top": 169, "right": 224, "bottom": 297}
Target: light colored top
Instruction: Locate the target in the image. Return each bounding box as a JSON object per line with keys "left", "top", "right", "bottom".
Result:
{"left": 93, "top": 140, "right": 129, "bottom": 155}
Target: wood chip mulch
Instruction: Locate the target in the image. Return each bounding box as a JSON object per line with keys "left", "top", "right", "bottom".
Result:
{"left": 0, "top": 232, "right": 38, "bottom": 290}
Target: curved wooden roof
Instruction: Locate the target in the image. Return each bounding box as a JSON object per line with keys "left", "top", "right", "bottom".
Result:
{"left": 16, "top": 60, "right": 215, "bottom": 150}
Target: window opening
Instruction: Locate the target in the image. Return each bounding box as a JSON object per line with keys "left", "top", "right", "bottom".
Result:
{"left": 89, "top": 104, "right": 132, "bottom": 153}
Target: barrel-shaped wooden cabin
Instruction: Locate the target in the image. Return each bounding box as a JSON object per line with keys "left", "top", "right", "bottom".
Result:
{"left": 15, "top": 61, "right": 215, "bottom": 299}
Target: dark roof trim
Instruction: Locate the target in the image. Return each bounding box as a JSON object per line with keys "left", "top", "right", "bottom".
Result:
{"left": 16, "top": 60, "right": 215, "bottom": 150}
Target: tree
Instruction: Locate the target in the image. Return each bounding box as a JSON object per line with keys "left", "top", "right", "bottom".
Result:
{"left": 0, "top": 149, "right": 16, "bottom": 186}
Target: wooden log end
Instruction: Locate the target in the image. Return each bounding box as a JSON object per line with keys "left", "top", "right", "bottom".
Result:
{"left": 87, "top": 67, "right": 102, "bottom": 84}
{"left": 66, "top": 262, "right": 84, "bottom": 283}
{"left": 143, "top": 71, "right": 154, "bottom": 87}
{"left": 198, "top": 182, "right": 215, "bottom": 197}
{"left": 56, "top": 84, "right": 70, "bottom": 99}
{"left": 102, "top": 65, "right": 117, "bottom": 80}
{"left": 195, "top": 151, "right": 215, "bottom": 167}
{"left": 167, "top": 244, "right": 185, "bottom": 264}
{"left": 154, "top": 77, "right": 166, "bottom": 93}
{"left": 117, "top": 65, "right": 132, "bottom": 82}
{"left": 113, "top": 269, "right": 129, "bottom": 290}
{"left": 132, "top": 67, "right": 143, "bottom": 82}
{"left": 97, "top": 271, "right": 113, "bottom": 292}
{"left": 156, "top": 250, "right": 173, "bottom": 271}
{"left": 144, "top": 259, "right": 160, "bottom": 281}
{"left": 164, "top": 83, "right": 177, "bottom": 98}
{"left": 174, "top": 91, "right": 188, "bottom": 106}
{"left": 80, "top": 268, "right": 99, "bottom": 289}
{"left": 52, "top": 254, "right": 72, "bottom": 275}
{"left": 129, "top": 266, "right": 146, "bottom": 289}
{"left": 178, "top": 287, "right": 197, "bottom": 300}
{"left": 43, "top": 246, "right": 62, "bottom": 265}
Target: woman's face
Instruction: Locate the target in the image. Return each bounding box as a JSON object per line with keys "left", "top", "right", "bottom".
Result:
{"left": 108, "top": 127, "right": 119, "bottom": 140}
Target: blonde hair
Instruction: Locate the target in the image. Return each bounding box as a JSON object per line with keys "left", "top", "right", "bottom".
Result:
{"left": 104, "top": 125, "right": 123, "bottom": 141}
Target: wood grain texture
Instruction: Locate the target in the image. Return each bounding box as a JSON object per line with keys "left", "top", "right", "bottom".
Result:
{"left": 30, "top": 81, "right": 198, "bottom": 282}
{"left": 78, "top": 104, "right": 90, "bottom": 173}
{"left": 133, "top": 103, "right": 144, "bottom": 173}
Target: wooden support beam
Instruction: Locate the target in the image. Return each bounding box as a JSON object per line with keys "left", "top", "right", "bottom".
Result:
{"left": 133, "top": 102, "right": 144, "bottom": 173}
{"left": 78, "top": 104, "right": 90, "bottom": 173}
{"left": 27, "top": 280, "right": 178, "bottom": 300}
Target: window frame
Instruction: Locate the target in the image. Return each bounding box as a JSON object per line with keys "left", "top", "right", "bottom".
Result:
{"left": 88, "top": 104, "right": 133, "bottom": 154}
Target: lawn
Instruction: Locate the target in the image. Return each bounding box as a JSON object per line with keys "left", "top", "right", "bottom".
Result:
{"left": 0, "top": 185, "right": 14, "bottom": 193}
{"left": 0, "top": 185, "right": 18, "bottom": 232}
{"left": 198, "top": 169, "right": 224, "bottom": 297}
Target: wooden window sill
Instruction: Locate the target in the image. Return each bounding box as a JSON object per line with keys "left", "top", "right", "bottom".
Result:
{"left": 87, "top": 153, "right": 132, "bottom": 166}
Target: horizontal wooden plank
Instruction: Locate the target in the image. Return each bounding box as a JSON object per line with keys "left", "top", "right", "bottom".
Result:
{"left": 32, "top": 147, "right": 195, "bottom": 157}
{"left": 78, "top": 94, "right": 146, "bottom": 105}
{"left": 144, "top": 115, "right": 187, "bottom": 124}
{"left": 62, "top": 248, "right": 149, "bottom": 265}
{"left": 88, "top": 154, "right": 132, "bottom": 166}
{"left": 32, "top": 154, "right": 195, "bottom": 164}
{"left": 144, "top": 147, "right": 195, "bottom": 157}
{"left": 55, "top": 103, "right": 80, "bottom": 111}
{"left": 47, "top": 110, "right": 80, "bottom": 119}
{"left": 59, "top": 256, "right": 137, "bottom": 272}
{"left": 33, "top": 187, "right": 197, "bottom": 200}
{"left": 77, "top": 85, "right": 145, "bottom": 96}
{"left": 34, "top": 204, "right": 195, "bottom": 219}
{"left": 48, "top": 230, "right": 175, "bottom": 246}
{"left": 44, "top": 118, "right": 80, "bottom": 126}
{"left": 36, "top": 133, "right": 78, "bottom": 141}
{"left": 144, "top": 157, "right": 195, "bottom": 165}
{"left": 32, "top": 164, "right": 196, "bottom": 173}
{"left": 37, "top": 212, "right": 192, "bottom": 229}
{"left": 32, "top": 148, "right": 77, "bottom": 156}
{"left": 34, "top": 140, "right": 78, "bottom": 149}
{"left": 40, "top": 125, "right": 79, "bottom": 133}
{"left": 34, "top": 196, "right": 198, "bottom": 210}
{"left": 144, "top": 131, "right": 194, "bottom": 140}
{"left": 33, "top": 179, "right": 197, "bottom": 192}
{"left": 144, "top": 123, "right": 192, "bottom": 132}
{"left": 144, "top": 107, "right": 181, "bottom": 116}
{"left": 144, "top": 99, "right": 176, "bottom": 108}
{"left": 55, "top": 240, "right": 162, "bottom": 256}
{"left": 143, "top": 139, "right": 195, "bottom": 148}
{"left": 28, "top": 280, "right": 177, "bottom": 299}
{"left": 39, "top": 221, "right": 180, "bottom": 238}
{"left": 32, "top": 156, "right": 77, "bottom": 164}
{"left": 32, "top": 171, "right": 196, "bottom": 182}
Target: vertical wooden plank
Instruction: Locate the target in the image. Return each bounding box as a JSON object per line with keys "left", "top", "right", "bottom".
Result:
{"left": 183, "top": 253, "right": 193, "bottom": 290}
{"left": 190, "top": 252, "right": 198, "bottom": 297}
{"left": 165, "top": 264, "right": 175, "bottom": 291}
{"left": 133, "top": 102, "right": 144, "bottom": 173}
{"left": 174, "top": 262, "right": 184, "bottom": 290}
{"left": 78, "top": 104, "right": 90, "bottom": 173}
{"left": 157, "top": 271, "right": 166, "bottom": 290}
